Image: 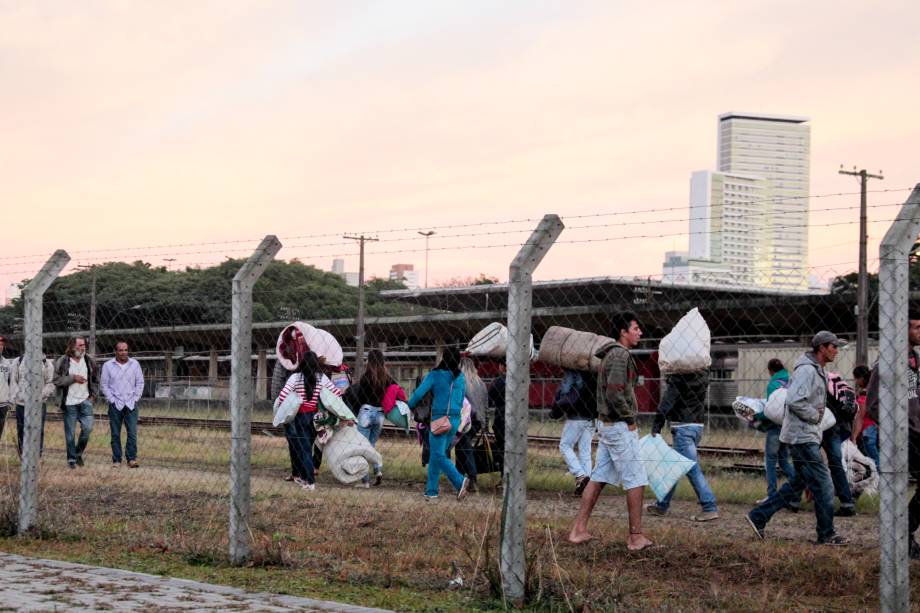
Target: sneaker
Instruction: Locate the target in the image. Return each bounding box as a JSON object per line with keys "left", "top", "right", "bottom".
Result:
{"left": 645, "top": 505, "right": 668, "bottom": 516}
{"left": 457, "top": 477, "right": 470, "bottom": 501}
{"left": 282, "top": 474, "right": 295, "bottom": 482}
{"left": 692, "top": 511, "right": 720, "bottom": 522}
{"left": 75, "top": 455, "right": 84, "bottom": 467}
{"left": 373, "top": 473, "right": 383, "bottom": 487}
{"left": 68, "top": 462, "right": 76, "bottom": 470}
{"left": 745, "top": 513, "right": 765, "bottom": 541}
{"left": 293, "top": 477, "right": 308, "bottom": 488}
{"left": 818, "top": 534, "right": 850, "bottom": 546}
{"left": 574, "top": 475, "right": 590, "bottom": 497}
{"left": 112, "top": 462, "right": 121, "bottom": 468}
{"left": 301, "top": 482, "right": 316, "bottom": 491}
{"left": 835, "top": 506, "right": 857, "bottom": 517}
{"left": 424, "top": 495, "right": 439, "bottom": 502}
{"left": 127, "top": 460, "right": 139, "bottom": 469}
{"left": 468, "top": 481, "right": 478, "bottom": 494}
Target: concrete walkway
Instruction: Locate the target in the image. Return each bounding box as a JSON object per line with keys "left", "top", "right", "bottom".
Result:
{"left": 0, "top": 552, "right": 393, "bottom": 612}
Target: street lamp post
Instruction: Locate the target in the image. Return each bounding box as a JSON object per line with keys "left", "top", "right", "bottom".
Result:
{"left": 418, "top": 231, "right": 435, "bottom": 288}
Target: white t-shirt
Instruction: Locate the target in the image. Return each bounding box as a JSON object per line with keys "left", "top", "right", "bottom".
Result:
{"left": 67, "top": 357, "right": 90, "bottom": 405}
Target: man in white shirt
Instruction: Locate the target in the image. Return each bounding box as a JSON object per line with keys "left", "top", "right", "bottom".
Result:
{"left": 53, "top": 337, "right": 99, "bottom": 469}
{"left": 101, "top": 341, "right": 145, "bottom": 468}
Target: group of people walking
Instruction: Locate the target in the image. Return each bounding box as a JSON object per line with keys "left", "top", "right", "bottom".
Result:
{"left": 0, "top": 334, "right": 145, "bottom": 469}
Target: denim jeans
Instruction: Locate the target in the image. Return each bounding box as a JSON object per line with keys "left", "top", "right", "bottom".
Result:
{"left": 63, "top": 401, "right": 94, "bottom": 464}
{"left": 16, "top": 404, "right": 47, "bottom": 457}
{"left": 764, "top": 424, "right": 795, "bottom": 497}
{"left": 108, "top": 404, "right": 138, "bottom": 463}
{"left": 426, "top": 415, "right": 465, "bottom": 496}
{"left": 822, "top": 426, "right": 854, "bottom": 508}
{"left": 453, "top": 431, "right": 478, "bottom": 482}
{"left": 749, "top": 442, "right": 836, "bottom": 541}
{"left": 284, "top": 411, "right": 316, "bottom": 484}
{"left": 654, "top": 425, "right": 718, "bottom": 513}
{"left": 861, "top": 424, "right": 880, "bottom": 472}
{"left": 559, "top": 419, "right": 595, "bottom": 478}
{"left": 357, "top": 405, "right": 385, "bottom": 478}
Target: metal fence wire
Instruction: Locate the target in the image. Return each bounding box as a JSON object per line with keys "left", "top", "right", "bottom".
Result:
{"left": 1, "top": 185, "right": 919, "bottom": 610}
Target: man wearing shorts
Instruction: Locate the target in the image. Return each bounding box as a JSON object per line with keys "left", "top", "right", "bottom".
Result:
{"left": 568, "top": 311, "right": 652, "bottom": 551}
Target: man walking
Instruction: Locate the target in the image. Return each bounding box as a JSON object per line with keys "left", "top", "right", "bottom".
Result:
{"left": 866, "top": 311, "right": 920, "bottom": 557}
{"left": 53, "top": 337, "right": 99, "bottom": 469}
{"left": 10, "top": 351, "right": 55, "bottom": 457}
{"left": 101, "top": 341, "right": 144, "bottom": 468}
{"left": 647, "top": 366, "right": 719, "bottom": 521}
{"left": 746, "top": 331, "right": 849, "bottom": 545}
{"left": 569, "top": 312, "right": 653, "bottom": 551}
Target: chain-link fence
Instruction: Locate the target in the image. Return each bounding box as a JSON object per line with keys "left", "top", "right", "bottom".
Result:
{"left": 1, "top": 187, "right": 919, "bottom": 609}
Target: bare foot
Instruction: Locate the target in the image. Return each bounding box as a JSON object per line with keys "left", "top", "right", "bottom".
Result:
{"left": 626, "top": 533, "right": 654, "bottom": 551}
{"left": 567, "top": 530, "right": 594, "bottom": 544}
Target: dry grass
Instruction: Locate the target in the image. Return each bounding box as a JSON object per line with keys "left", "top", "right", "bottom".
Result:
{"left": 0, "top": 420, "right": 897, "bottom": 611}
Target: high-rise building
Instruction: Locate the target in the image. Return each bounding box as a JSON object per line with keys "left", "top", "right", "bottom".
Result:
{"left": 689, "top": 170, "right": 771, "bottom": 286}
{"left": 719, "top": 112, "right": 810, "bottom": 289}
{"left": 665, "top": 112, "right": 811, "bottom": 290}
{"left": 389, "top": 263, "right": 419, "bottom": 290}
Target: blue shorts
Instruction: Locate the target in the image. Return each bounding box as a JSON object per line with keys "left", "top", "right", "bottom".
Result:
{"left": 590, "top": 420, "right": 648, "bottom": 490}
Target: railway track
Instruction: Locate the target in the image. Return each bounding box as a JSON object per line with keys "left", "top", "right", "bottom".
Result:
{"left": 42, "top": 413, "right": 765, "bottom": 466}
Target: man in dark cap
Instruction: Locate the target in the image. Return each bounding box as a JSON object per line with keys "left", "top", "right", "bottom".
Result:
{"left": 746, "top": 331, "right": 850, "bottom": 545}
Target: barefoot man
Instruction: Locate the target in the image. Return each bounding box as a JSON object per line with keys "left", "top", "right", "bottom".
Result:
{"left": 569, "top": 312, "right": 653, "bottom": 550}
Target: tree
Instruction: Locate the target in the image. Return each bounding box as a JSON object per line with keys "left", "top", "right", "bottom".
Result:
{"left": 435, "top": 273, "right": 500, "bottom": 288}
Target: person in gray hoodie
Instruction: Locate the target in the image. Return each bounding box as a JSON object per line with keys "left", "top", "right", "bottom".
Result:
{"left": 746, "top": 331, "right": 849, "bottom": 545}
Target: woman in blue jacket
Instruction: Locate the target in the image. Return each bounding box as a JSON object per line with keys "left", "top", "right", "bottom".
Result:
{"left": 408, "top": 347, "right": 470, "bottom": 500}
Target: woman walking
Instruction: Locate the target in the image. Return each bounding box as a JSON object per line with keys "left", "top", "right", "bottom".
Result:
{"left": 276, "top": 351, "right": 341, "bottom": 490}
{"left": 453, "top": 357, "right": 487, "bottom": 492}
{"left": 408, "top": 347, "right": 470, "bottom": 500}
{"left": 352, "top": 349, "right": 405, "bottom": 487}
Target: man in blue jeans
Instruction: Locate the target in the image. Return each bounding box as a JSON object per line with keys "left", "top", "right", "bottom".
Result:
{"left": 647, "top": 368, "right": 719, "bottom": 521}
{"left": 746, "top": 331, "right": 849, "bottom": 545}
{"left": 53, "top": 337, "right": 99, "bottom": 469}
{"left": 100, "top": 341, "right": 145, "bottom": 468}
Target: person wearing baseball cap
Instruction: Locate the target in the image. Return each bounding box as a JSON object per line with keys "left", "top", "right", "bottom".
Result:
{"left": 747, "top": 330, "right": 850, "bottom": 546}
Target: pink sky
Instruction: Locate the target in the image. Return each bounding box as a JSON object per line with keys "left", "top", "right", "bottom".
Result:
{"left": 2, "top": 0, "right": 918, "bottom": 296}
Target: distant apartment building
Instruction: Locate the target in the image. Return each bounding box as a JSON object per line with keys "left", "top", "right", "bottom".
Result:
{"left": 665, "top": 112, "right": 811, "bottom": 290}
{"left": 389, "top": 263, "right": 419, "bottom": 290}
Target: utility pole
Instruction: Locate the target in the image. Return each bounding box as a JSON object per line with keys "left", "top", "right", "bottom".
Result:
{"left": 418, "top": 230, "right": 435, "bottom": 288}
{"left": 839, "top": 165, "right": 884, "bottom": 366}
{"left": 77, "top": 265, "right": 98, "bottom": 358}
{"left": 343, "top": 234, "right": 379, "bottom": 381}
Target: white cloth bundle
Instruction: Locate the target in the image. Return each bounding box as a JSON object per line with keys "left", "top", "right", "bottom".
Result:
{"left": 317, "top": 426, "right": 383, "bottom": 485}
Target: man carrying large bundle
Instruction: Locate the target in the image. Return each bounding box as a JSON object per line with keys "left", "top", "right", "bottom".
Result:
{"left": 568, "top": 312, "right": 653, "bottom": 551}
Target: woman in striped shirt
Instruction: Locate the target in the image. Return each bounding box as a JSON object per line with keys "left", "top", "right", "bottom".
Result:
{"left": 277, "top": 351, "right": 342, "bottom": 490}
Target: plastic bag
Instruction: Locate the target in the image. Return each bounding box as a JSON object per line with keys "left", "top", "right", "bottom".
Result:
{"left": 638, "top": 434, "right": 696, "bottom": 500}
{"left": 842, "top": 439, "right": 879, "bottom": 496}
{"left": 272, "top": 389, "right": 303, "bottom": 427}
{"left": 763, "top": 388, "right": 787, "bottom": 425}
{"left": 385, "top": 400, "right": 411, "bottom": 432}
{"left": 319, "top": 387, "right": 356, "bottom": 421}
{"left": 658, "top": 308, "right": 712, "bottom": 375}
{"left": 732, "top": 396, "right": 766, "bottom": 425}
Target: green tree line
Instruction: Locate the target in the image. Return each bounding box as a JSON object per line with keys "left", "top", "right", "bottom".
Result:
{"left": 0, "top": 260, "right": 421, "bottom": 333}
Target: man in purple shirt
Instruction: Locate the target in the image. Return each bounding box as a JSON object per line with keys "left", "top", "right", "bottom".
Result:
{"left": 101, "top": 341, "right": 145, "bottom": 468}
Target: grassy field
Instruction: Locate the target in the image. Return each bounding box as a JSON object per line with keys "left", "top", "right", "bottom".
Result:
{"left": 0, "top": 420, "right": 894, "bottom": 611}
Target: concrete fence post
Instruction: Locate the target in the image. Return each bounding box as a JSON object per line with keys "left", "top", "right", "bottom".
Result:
{"left": 501, "top": 215, "right": 563, "bottom": 604}
{"left": 878, "top": 183, "right": 920, "bottom": 612}
{"left": 229, "top": 235, "right": 282, "bottom": 565}
{"left": 19, "top": 250, "right": 70, "bottom": 534}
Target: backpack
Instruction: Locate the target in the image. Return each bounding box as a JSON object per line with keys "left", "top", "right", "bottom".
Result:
{"left": 826, "top": 372, "right": 857, "bottom": 425}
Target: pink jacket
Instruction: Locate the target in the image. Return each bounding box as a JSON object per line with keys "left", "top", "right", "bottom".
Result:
{"left": 381, "top": 383, "right": 407, "bottom": 414}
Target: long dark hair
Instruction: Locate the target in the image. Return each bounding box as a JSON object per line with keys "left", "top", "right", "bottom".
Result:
{"left": 361, "top": 349, "right": 389, "bottom": 399}
{"left": 298, "top": 351, "right": 323, "bottom": 387}
{"left": 435, "top": 346, "right": 462, "bottom": 377}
